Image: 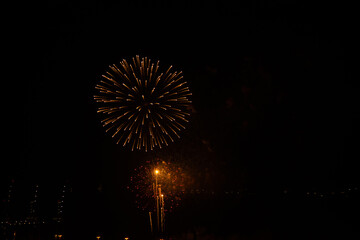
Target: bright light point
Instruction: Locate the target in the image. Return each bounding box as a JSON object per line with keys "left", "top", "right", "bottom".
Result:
{"left": 155, "top": 169, "right": 159, "bottom": 175}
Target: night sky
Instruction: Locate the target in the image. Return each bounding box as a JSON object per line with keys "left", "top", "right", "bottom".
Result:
{"left": 3, "top": 0, "right": 359, "bottom": 239}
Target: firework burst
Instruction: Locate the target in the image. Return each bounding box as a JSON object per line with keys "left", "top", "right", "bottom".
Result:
{"left": 128, "top": 159, "right": 191, "bottom": 212}
{"left": 94, "top": 56, "right": 192, "bottom": 151}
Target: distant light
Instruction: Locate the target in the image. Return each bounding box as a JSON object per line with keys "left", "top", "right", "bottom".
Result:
{"left": 125, "top": 238, "right": 129, "bottom": 240}
{"left": 155, "top": 169, "right": 159, "bottom": 175}
{"left": 96, "top": 236, "right": 101, "bottom": 240}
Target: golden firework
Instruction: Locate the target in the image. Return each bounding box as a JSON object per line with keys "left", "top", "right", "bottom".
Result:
{"left": 94, "top": 56, "right": 192, "bottom": 151}
{"left": 128, "top": 159, "right": 191, "bottom": 211}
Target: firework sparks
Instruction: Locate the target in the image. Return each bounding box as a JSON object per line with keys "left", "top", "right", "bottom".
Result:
{"left": 94, "top": 56, "right": 192, "bottom": 151}
{"left": 128, "top": 159, "right": 191, "bottom": 212}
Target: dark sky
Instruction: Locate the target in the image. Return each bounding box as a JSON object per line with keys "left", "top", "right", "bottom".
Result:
{"left": 3, "top": 0, "right": 359, "bottom": 239}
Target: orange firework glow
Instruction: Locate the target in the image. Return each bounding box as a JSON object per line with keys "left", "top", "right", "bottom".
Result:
{"left": 94, "top": 56, "right": 192, "bottom": 151}
{"left": 128, "top": 159, "right": 192, "bottom": 211}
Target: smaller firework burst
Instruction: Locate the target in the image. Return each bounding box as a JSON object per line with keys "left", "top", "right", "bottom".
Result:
{"left": 128, "top": 159, "right": 191, "bottom": 212}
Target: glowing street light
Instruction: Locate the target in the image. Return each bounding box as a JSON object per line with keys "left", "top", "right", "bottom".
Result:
{"left": 153, "top": 169, "right": 161, "bottom": 232}
{"left": 150, "top": 168, "right": 166, "bottom": 234}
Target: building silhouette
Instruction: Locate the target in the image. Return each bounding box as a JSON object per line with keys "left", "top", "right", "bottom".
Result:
{"left": 0, "top": 180, "right": 70, "bottom": 239}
